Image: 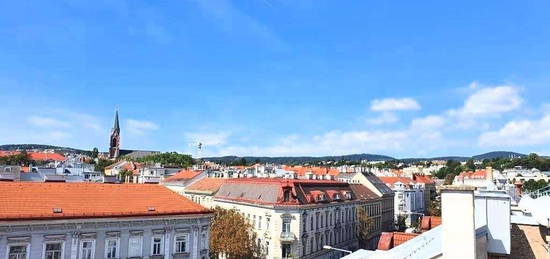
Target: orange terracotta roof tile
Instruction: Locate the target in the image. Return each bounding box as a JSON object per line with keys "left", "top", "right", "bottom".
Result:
{"left": 186, "top": 178, "right": 228, "bottom": 193}
{"left": 164, "top": 169, "right": 203, "bottom": 182}
{"left": 377, "top": 232, "right": 394, "bottom": 250}
{"left": 393, "top": 232, "right": 420, "bottom": 246}
{"left": 0, "top": 151, "right": 66, "bottom": 162}
{"left": 413, "top": 175, "right": 435, "bottom": 184}
{"left": 0, "top": 182, "right": 210, "bottom": 220}
{"left": 379, "top": 177, "right": 415, "bottom": 186}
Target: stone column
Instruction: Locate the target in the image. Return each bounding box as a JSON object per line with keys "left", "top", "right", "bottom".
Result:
{"left": 70, "top": 232, "right": 79, "bottom": 259}
{"left": 441, "top": 185, "right": 476, "bottom": 259}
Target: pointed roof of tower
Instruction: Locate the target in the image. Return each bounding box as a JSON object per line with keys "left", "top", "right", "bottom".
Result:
{"left": 112, "top": 109, "right": 120, "bottom": 133}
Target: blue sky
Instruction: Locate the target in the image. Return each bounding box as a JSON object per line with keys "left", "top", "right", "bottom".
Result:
{"left": 1, "top": 0, "right": 550, "bottom": 158}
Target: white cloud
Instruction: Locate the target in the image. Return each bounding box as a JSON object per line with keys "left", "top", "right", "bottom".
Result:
{"left": 479, "top": 114, "right": 550, "bottom": 147}
{"left": 367, "top": 112, "right": 399, "bottom": 125}
{"left": 125, "top": 119, "right": 159, "bottom": 135}
{"left": 451, "top": 85, "right": 522, "bottom": 117}
{"left": 371, "top": 98, "right": 421, "bottom": 112}
{"left": 185, "top": 132, "right": 230, "bottom": 146}
{"left": 27, "top": 116, "right": 71, "bottom": 128}
{"left": 411, "top": 115, "right": 445, "bottom": 130}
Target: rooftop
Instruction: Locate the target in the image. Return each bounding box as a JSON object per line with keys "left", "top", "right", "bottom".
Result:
{"left": 163, "top": 169, "right": 203, "bottom": 182}
{"left": 185, "top": 177, "right": 228, "bottom": 194}
{"left": 0, "top": 182, "right": 210, "bottom": 221}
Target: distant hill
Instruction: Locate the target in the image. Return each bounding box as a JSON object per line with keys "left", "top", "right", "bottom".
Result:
{"left": 206, "top": 151, "right": 528, "bottom": 165}
{"left": 205, "top": 153, "right": 396, "bottom": 165}
{"left": 0, "top": 144, "right": 87, "bottom": 154}
{"left": 472, "top": 151, "right": 527, "bottom": 160}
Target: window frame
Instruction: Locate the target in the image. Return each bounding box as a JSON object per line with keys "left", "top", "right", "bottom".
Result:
{"left": 151, "top": 235, "right": 164, "bottom": 256}
{"left": 173, "top": 234, "right": 189, "bottom": 254}
{"left": 42, "top": 241, "right": 64, "bottom": 259}
{"left": 78, "top": 239, "right": 96, "bottom": 259}
{"left": 7, "top": 243, "right": 30, "bottom": 259}
{"left": 104, "top": 238, "right": 120, "bottom": 259}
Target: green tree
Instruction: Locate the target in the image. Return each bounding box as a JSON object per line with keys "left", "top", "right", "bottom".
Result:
{"left": 95, "top": 159, "right": 115, "bottom": 173}
{"left": 119, "top": 169, "right": 133, "bottom": 183}
{"left": 209, "top": 207, "right": 262, "bottom": 259}
{"left": 465, "top": 159, "right": 476, "bottom": 171}
{"left": 91, "top": 147, "right": 99, "bottom": 158}
{"left": 444, "top": 173, "right": 456, "bottom": 185}
{"left": 356, "top": 207, "right": 374, "bottom": 248}
{"left": 428, "top": 199, "right": 441, "bottom": 216}
{"left": 396, "top": 215, "right": 407, "bottom": 231}
{"left": 133, "top": 152, "right": 194, "bottom": 168}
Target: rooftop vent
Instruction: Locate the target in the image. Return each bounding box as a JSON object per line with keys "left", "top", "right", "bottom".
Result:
{"left": 147, "top": 207, "right": 156, "bottom": 212}
{"left": 52, "top": 208, "right": 63, "bottom": 213}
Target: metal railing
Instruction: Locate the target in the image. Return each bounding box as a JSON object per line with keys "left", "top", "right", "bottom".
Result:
{"left": 523, "top": 184, "right": 550, "bottom": 199}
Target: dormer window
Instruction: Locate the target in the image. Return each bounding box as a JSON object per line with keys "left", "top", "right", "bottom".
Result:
{"left": 283, "top": 190, "right": 291, "bottom": 202}
{"left": 345, "top": 192, "right": 352, "bottom": 200}
{"left": 333, "top": 193, "right": 341, "bottom": 200}
{"left": 317, "top": 194, "right": 326, "bottom": 202}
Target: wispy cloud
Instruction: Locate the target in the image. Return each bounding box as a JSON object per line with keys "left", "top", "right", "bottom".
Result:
{"left": 185, "top": 131, "right": 230, "bottom": 146}
{"left": 191, "top": 0, "right": 288, "bottom": 50}
{"left": 366, "top": 112, "right": 399, "bottom": 125}
{"left": 125, "top": 119, "right": 159, "bottom": 136}
{"left": 27, "top": 116, "right": 71, "bottom": 128}
{"left": 370, "top": 98, "right": 421, "bottom": 112}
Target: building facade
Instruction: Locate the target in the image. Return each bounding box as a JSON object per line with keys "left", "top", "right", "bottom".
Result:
{"left": 213, "top": 178, "right": 383, "bottom": 259}
{"left": 0, "top": 182, "right": 213, "bottom": 259}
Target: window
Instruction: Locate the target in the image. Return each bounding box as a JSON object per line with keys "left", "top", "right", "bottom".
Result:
{"left": 310, "top": 217, "right": 314, "bottom": 230}
{"left": 174, "top": 235, "right": 188, "bottom": 253}
{"left": 8, "top": 244, "right": 28, "bottom": 259}
{"left": 105, "top": 239, "right": 119, "bottom": 259}
{"left": 283, "top": 190, "right": 291, "bottom": 202}
{"left": 258, "top": 216, "right": 262, "bottom": 229}
{"left": 282, "top": 219, "right": 291, "bottom": 233}
{"left": 79, "top": 240, "right": 94, "bottom": 259}
{"left": 151, "top": 236, "right": 163, "bottom": 255}
{"left": 266, "top": 217, "right": 271, "bottom": 229}
{"left": 44, "top": 242, "right": 63, "bottom": 259}
{"left": 128, "top": 236, "right": 142, "bottom": 257}
{"left": 201, "top": 231, "right": 208, "bottom": 250}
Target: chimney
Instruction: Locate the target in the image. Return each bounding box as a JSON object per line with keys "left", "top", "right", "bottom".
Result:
{"left": 485, "top": 166, "right": 493, "bottom": 181}
{"left": 441, "top": 185, "right": 477, "bottom": 259}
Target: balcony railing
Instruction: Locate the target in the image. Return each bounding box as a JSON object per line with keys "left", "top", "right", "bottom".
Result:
{"left": 280, "top": 232, "right": 296, "bottom": 242}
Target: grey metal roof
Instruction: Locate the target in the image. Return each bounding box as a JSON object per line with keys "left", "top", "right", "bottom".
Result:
{"left": 216, "top": 182, "right": 281, "bottom": 204}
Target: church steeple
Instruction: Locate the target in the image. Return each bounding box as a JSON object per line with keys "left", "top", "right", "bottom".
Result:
{"left": 109, "top": 109, "right": 121, "bottom": 159}
{"left": 113, "top": 109, "right": 120, "bottom": 134}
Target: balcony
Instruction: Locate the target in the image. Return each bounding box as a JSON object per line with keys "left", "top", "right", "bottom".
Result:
{"left": 280, "top": 232, "right": 296, "bottom": 243}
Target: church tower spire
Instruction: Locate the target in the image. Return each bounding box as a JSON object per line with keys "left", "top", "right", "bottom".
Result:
{"left": 109, "top": 109, "right": 121, "bottom": 159}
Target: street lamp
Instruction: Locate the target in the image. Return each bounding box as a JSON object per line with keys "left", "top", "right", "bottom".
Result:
{"left": 323, "top": 245, "right": 352, "bottom": 254}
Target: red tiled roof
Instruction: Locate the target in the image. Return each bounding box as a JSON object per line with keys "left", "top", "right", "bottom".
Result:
{"left": 186, "top": 178, "right": 228, "bottom": 193}
{"left": 0, "top": 182, "right": 210, "bottom": 221}
{"left": 0, "top": 151, "right": 66, "bottom": 162}
{"left": 377, "top": 232, "right": 394, "bottom": 250}
{"left": 456, "top": 170, "right": 488, "bottom": 180}
{"left": 393, "top": 232, "right": 420, "bottom": 246}
{"left": 420, "top": 216, "right": 442, "bottom": 231}
{"left": 164, "top": 169, "right": 203, "bottom": 182}
{"left": 282, "top": 165, "right": 339, "bottom": 177}
{"left": 377, "top": 232, "right": 419, "bottom": 250}
{"left": 379, "top": 177, "right": 415, "bottom": 186}
{"left": 413, "top": 175, "right": 435, "bottom": 184}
